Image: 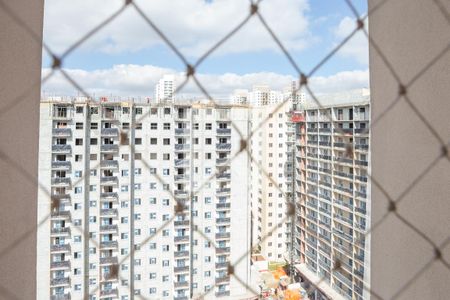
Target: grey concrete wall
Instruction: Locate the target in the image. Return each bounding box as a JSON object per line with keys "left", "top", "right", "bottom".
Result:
{"left": 0, "top": 0, "right": 44, "bottom": 299}
{"left": 369, "top": 0, "right": 450, "bottom": 299}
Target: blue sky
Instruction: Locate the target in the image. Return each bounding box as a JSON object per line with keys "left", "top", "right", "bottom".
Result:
{"left": 42, "top": 0, "right": 369, "bottom": 97}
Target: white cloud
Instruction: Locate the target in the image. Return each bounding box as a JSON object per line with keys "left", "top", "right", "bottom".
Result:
{"left": 333, "top": 16, "right": 369, "bottom": 65}
{"left": 43, "top": 0, "right": 311, "bottom": 57}
{"left": 41, "top": 64, "right": 369, "bottom": 100}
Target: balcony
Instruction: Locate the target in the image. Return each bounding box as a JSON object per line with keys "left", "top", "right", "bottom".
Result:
{"left": 335, "top": 157, "right": 353, "bottom": 165}
{"left": 216, "top": 188, "right": 231, "bottom": 195}
{"left": 355, "top": 144, "right": 369, "bottom": 150}
{"left": 217, "top": 128, "right": 231, "bottom": 135}
{"left": 101, "top": 128, "right": 119, "bottom": 137}
{"left": 335, "top": 171, "right": 353, "bottom": 180}
{"left": 100, "top": 224, "right": 118, "bottom": 233}
{"left": 319, "top": 167, "right": 331, "bottom": 174}
{"left": 356, "top": 191, "right": 367, "bottom": 199}
{"left": 319, "top": 128, "right": 331, "bottom": 133}
{"left": 334, "top": 185, "right": 353, "bottom": 195}
{"left": 174, "top": 190, "right": 189, "bottom": 197}
{"left": 100, "top": 208, "right": 118, "bottom": 216}
{"left": 215, "top": 276, "right": 230, "bottom": 284}
{"left": 174, "top": 281, "right": 189, "bottom": 288}
{"left": 50, "top": 244, "right": 71, "bottom": 252}
{"left": 173, "top": 174, "right": 189, "bottom": 182}
{"left": 319, "top": 154, "right": 331, "bottom": 160}
{"left": 355, "top": 175, "right": 367, "bottom": 182}
{"left": 174, "top": 251, "right": 189, "bottom": 257}
{"left": 216, "top": 143, "right": 231, "bottom": 151}
{"left": 51, "top": 210, "right": 71, "bottom": 219}
{"left": 355, "top": 160, "right": 368, "bottom": 166}
{"left": 216, "top": 203, "right": 230, "bottom": 210}
{"left": 174, "top": 266, "right": 190, "bottom": 273}
{"left": 174, "top": 235, "right": 190, "bottom": 243}
{"left": 216, "top": 158, "right": 229, "bottom": 165}
{"left": 174, "top": 297, "right": 188, "bottom": 300}
{"left": 175, "top": 159, "right": 189, "bottom": 167}
{"left": 216, "top": 291, "right": 231, "bottom": 297}
{"left": 50, "top": 293, "right": 71, "bottom": 300}
{"left": 354, "top": 268, "right": 364, "bottom": 279}
{"left": 175, "top": 144, "right": 190, "bottom": 151}
{"left": 50, "top": 261, "right": 71, "bottom": 269}
{"left": 319, "top": 141, "right": 331, "bottom": 147}
{"left": 100, "top": 241, "right": 118, "bottom": 249}
{"left": 355, "top": 207, "right": 366, "bottom": 214}
{"left": 215, "top": 232, "right": 231, "bottom": 239}
{"left": 100, "top": 160, "right": 118, "bottom": 169}
{"left": 333, "top": 228, "right": 353, "bottom": 243}
{"left": 175, "top": 128, "right": 190, "bottom": 135}
{"left": 51, "top": 161, "right": 71, "bottom": 170}
{"left": 333, "top": 142, "right": 345, "bottom": 148}
{"left": 354, "top": 128, "right": 369, "bottom": 135}
{"left": 100, "top": 256, "right": 118, "bottom": 265}
{"left": 216, "top": 217, "right": 230, "bottom": 224}
{"left": 100, "top": 289, "right": 118, "bottom": 297}
{"left": 174, "top": 220, "right": 190, "bottom": 227}
{"left": 216, "top": 262, "right": 228, "bottom": 269}
{"left": 217, "top": 173, "right": 231, "bottom": 180}
{"left": 335, "top": 199, "right": 353, "bottom": 210}
{"left": 51, "top": 177, "right": 71, "bottom": 186}
{"left": 216, "top": 247, "right": 230, "bottom": 254}
{"left": 334, "top": 270, "right": 353, "bottom": 288}
{"left": 50, "top": 277, "right": 70, "bottom": 286}
{"left": 52, "top": 144, "right": 71, "bottom": 154}
{"left": 51, "top": 227, "right": 71, "bottom": 235}
{"left": 334, "top": 214, "right": 353, "bottom": 226}
{"left": 52, "top": 128, "right": 71, "bottom": 137}
{"left": 100, "top": 192, "right": 118, "bottom": 199}
{"left": 100, "top": 176, "right": 118, "bottom": 185}
{"left": 100, "top": 144, "right": 119, "bottom": 153}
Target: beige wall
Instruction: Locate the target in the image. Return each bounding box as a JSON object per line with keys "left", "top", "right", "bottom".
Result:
{"left": 0, "top": 0, "right": 44, "bottom": 299}
{"left": 369, "top": 0, "right": 450, "bottom": 299}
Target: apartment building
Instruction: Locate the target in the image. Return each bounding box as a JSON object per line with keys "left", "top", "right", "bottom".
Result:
{"left": 154, "top": 75, "right": 175, "bottom": 103}
{"left": 291, "top": 100, "right": 371, "bottom": 300}
{"left": 37, "top": 98, "right": 251, "bottom": 300}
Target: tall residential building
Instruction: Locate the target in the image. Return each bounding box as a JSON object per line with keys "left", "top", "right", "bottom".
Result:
{"left": 291, "top": 100, "right": 371, "bottom": 300}
{"left": 155, "top": 75, "right": 175, "bottom": 103}
{"left": 249, "top": 83, "right": 304, "bottom": 262}
{"left": 37, "top": 99, "right": 251, "bottom": 300}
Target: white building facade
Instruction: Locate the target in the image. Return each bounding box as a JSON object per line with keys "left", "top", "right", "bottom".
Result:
{"left": 291, "top": 100, "right": 371, "bottom": 300}
{"left": 37, "top": 99, "right": 252, "bottom": 300}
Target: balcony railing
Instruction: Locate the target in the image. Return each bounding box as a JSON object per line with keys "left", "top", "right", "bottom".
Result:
{"left": 174, "top": 251, "right": 189, "bottom": 257}
{"left": 175, "top": 144, "right": 190, "bottom": 151}
{"left": 216, "top": 158, "right": 229, "bottom": 165}
{"left": 100, "top": 144, "right": 119, "bottom": 152}
{"left": 51, "top": 227, "right": 70, "bottom": 235}
{"left": 100, "top": 176, "right": 118, "bottom": 185}
{"left": 174, "top": 220, "right": 190, "bottom": 226}
{"left": 215, "top": 276, "right": 230, "bottom": 284}
{"left": 52, "top": 128, "right": 72, "bottom": 137}
{"left": 52, "top": 144, "right": 71, "bottom": 153}
{"left": 333, "top": 142, "right": 345, "bottom": 148}
{"left": 216, "top": 188, "right": 231, "bottom": 194}
{"left": 175, "top": 159, "right": 189, "bottom": 166}
{"left": 174, "top": 281, "right": 189, "bottom": 288}
{"left": 217, "top": 128, "right": 231, "bottom": 135}
{"left": 216, "top": 203, "right": 231, "bottom": 210}
{"left": 100, "top": 160, "right": 118, "bottom": 169}
{"left": 216, "top": 217, "right": 230, "bottom": 224}
{"left": 100, "top": 241, "right": 118, "bottom": 249}
{"left": 100, "top": 192, "right": 118, "bottom": 199}
{"left": 216, "top": 247, "right": 230, "bottom": 254}
{"left": 50, "top": 293, "right": 71, "bottom": 300}
{"left": 50, "top": 277, "right": 70, "bottom": 286}
{"left": 215, "top": 262, "right": 228, "bottom": 269}
{"left": 50, "top": 261, "right": 71, "bottom": 269}
{"left": 174, "top": 235, "right": 190, "bottom": 242}
{"left": 100, "top": 289, "right": 118, "bottom": 297}
{"left": 100, "top": 224, "right": 118, "bottom": 232}
{"left": 51, "top": 161, "right": 71, "bottom": 170}
{"left": 215, "top": 291, "right": 230, "bottom": 297}
{"left": 51, "top": 210, "right": 71, "bottom": 219}
{"left": 216, "top": 143, "right": 231, "bottom": 150}
{"left": 174, "top": 266, "right": 190, "bottom": 273}
{"left": 100, "top": 208, "right": 118, "bottom": 216}
{"left": 101, "top": 128, "right": 119, "bottom": 137}
{"left": 51, "top": 177, "right": 71, "bottom": 186}
{"left": 217, "top": 173, "right": 231, "bottom": 180}
{"left": 215, "top": 232, "right": 231, "bottom": 239}
{"left": 100, "top": 256, "right": 118, "bottom": 265}
{"left": 50, "top": 244, "right": 71, "bottom": 252}
{"left": 175, "top": 128, "right": 190, "bottom": 135}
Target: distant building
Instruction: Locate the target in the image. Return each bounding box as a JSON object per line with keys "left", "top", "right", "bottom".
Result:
{"left": 155, "top": 75, "right": 175, "bottom": 103}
